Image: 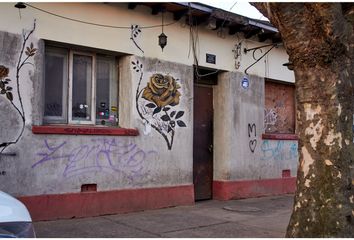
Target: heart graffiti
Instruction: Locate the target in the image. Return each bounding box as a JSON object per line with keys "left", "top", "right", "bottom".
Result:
{"left": 248, "top": 123, "right": 257, "bottom": 153}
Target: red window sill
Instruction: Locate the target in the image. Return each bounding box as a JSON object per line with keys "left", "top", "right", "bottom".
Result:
{"left": 262, "top": 133, "right": 298, "bottom": 140}
{"left": 32, "top": 125, "right": 139, "bottom": 136}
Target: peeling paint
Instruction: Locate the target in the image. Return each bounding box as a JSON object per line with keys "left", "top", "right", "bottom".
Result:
{"left": 337, "top": 104, "right": 342, "bottom": 116}
{"left": 337, "top": 171, "right": 342, "bottom": 178}
{"left": 337, "top": 204, "right": 342, "bottom": 209}
{"left": 304, "top": 103, "right": 321, "bottom": 121}
{"left": 324, "top": 130, "right": 343, "bottom": 149}
{"left": 325, "top": 159, "right": 333, "bottom": 166}
{"left": 305, "top": 179, "right": 311, "bottom": 187}
{"left": 301, "top": 146, "right": 314, "bottom": 177}
{"left": 350, "top": 195, "right": 353, "bottom": 203}
{"left": 305, "top": 119, "right": 324, "bottom": 150}
{"left": 345, "top": 139, "right": 350, "bottom": 145}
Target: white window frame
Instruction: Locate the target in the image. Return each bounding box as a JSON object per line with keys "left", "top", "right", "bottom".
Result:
{"left": 68, "top": 51, "right": 96, "bottom": 125}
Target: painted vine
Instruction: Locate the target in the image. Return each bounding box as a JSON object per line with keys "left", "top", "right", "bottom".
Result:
{"left": 130, "top": 25, "right": 144, "bottom": 54}
{"left": 133, "top": 59, "right": 186, "bottom": 150}
{"left": 0, "top": 20, "right": 37, "bottom": 154}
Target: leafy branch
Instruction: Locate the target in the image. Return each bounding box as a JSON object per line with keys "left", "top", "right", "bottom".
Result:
{"left": 0, "top": 20, "right": 36, "bottom": 154}
{"left": 130, "top": 25, "right": 144, "bottom": 54}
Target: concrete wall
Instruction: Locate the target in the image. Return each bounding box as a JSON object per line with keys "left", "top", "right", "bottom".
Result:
{"left": 0, "top": 29, "right": 193, "bottom": 197}
{"left": 214, "top": 72, "right": 298, "bottom": 181}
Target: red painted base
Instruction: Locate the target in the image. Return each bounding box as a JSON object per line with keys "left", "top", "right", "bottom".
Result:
{"left": 18, "top": 185, "right": 194, "bottom": 221}
{"left": 213, "top": 177, "right": 296, "bottom": 200}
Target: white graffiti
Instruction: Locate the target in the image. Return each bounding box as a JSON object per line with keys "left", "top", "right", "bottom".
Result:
{"left": 264, "top": 108, "right": 278, "bottom": 130}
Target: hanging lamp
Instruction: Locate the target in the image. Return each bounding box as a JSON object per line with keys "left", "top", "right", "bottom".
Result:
{"left": 158, "top": 10, "right": 167, "bottom": 51}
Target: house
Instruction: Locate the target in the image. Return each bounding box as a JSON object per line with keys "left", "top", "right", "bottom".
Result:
{"left": 0, "top": 2, "right": 298, "bottom": 221}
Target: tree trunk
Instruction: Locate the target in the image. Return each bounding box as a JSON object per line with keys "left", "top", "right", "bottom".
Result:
{"left": 252, "top": 3, "right": 354, "bottom": 237}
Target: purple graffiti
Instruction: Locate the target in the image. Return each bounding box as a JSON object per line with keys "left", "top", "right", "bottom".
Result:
{"left": 32, "top": 138, "right": 157, "bottom": 182}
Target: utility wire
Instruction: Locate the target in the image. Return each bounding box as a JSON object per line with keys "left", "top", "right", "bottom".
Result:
{"left": 25, "top": 3, "right": 178, "bottom": 29}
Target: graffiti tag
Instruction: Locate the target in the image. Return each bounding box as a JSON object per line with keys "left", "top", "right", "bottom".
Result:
{"left": 32, "top": 138, "right": 158, "bottom": 183}
{"left": 248, "top": 123, "right": 257, "bottom": 153}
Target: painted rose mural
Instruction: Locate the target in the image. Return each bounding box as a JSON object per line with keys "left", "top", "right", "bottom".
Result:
{"left": 142, "top": 74, "right": 181, "bottom": 109}
{"left": 133, "top": 60, "right": 186, "bottom": 150}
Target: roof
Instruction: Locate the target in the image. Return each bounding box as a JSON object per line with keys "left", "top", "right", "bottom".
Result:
{"left": 126, "top": 2, "right": 281, "bottom": 43}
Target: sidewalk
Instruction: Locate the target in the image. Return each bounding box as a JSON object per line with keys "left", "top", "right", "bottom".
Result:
{"left": 34, "top": 194, "right": 294, "bottom": 238}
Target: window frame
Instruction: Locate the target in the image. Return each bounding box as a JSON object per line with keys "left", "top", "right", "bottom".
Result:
{"left": 68, "top": 50, "right": 97, "bottom": 125}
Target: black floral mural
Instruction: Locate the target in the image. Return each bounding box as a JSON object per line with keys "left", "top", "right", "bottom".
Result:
{"left": 133, "top": 60, "right": 186, "bottom": 150}
{"left": 0, "top": 21, "right": 36, "bottom": 154}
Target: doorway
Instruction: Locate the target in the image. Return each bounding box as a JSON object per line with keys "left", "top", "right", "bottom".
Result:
{"left": 193, "top": 84, "right": 214, "bottom": 201}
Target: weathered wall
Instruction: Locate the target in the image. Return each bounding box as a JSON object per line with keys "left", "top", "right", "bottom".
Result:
{"left": 0, "top": 2, "right": 298, "bottom": 201}
{"left": 0, "top": 29, "right": 193, "bottom": 196}
{"left": 214, "top": 72, "right": 298, "bottom": 181}
{"left": 0, "top": 2, "right": 294, "bottom": 82}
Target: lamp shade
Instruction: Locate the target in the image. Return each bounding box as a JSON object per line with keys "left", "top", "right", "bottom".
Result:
{"left": 158, "top": 32, "right": 167, "bottom": 51}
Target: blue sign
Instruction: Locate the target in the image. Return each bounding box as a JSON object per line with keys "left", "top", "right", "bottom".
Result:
{"left": 241, "top": 76, "right": 249, "bottom": 90}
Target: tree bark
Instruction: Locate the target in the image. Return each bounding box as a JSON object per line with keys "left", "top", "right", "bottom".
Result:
{"left": 252, "top": 3, "right": 354, "bottom": 237}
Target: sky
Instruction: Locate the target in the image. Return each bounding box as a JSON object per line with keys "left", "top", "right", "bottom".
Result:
{"left": 196, "top": 0, "right": 269, "bottom": 21}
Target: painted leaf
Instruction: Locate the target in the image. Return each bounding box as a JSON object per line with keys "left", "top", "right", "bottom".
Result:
{"left": 170, "top": 111, "right": 176, "bottom": 118}
{"left": 153, "top": 107, "right": 161, "bottom": 115}
{"left": 6, "top": 86, "right": 12, "bottom": 91}
{"left": 25, "top": 51, "right": 30, "bottom": 56}
{"left": 0, "top": 89, "right": 6, "bottom": 94}
{"left": 5, "top": 78, "right": 11, "bottom": 82}
{"left": 161, "top": 115, "right": 170, "bottom": 121}
{"left": 134, "top": 34, "right": 137, "bottom": 38}
{"left": 140, "top": 64, "right": 143, "bottom": 68}
{"left": 177, "top": 120, "right": 186, "bottom": 127}
{"left": 131, "top": 25, "right": 134, "bottom": 30}
{"left": 164, "top": 107, "right": 170, "bottom": 111}
{"left": 0, "top": 81, "right": 4, "bottom": 89}
{"left": 176, "top": 111, "right": 184, "bottom": 119}
{"left": 146, "top": 103, "right": 156, "bottom": 108}
{"left": 132, "top": 61, "right": 136, "bottom": 65}
{"left": 6, "top": 91, "right": 13, "bottom": 101}
{"left": 30, "top": 42, "right": 34, "bottom": 49}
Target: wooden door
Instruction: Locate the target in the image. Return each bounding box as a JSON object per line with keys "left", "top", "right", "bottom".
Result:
{"left": 193, "top": 85, "right": 213, "bottom": 201}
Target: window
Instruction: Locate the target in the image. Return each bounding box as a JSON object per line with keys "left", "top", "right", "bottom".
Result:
{"left": 44, "top": 46, "right": 118, "bottom": 126}
{"left": 264, "top": 80, "right": 295, "bottom": 134}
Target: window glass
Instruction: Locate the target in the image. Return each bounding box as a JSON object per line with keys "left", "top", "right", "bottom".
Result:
{"left": 96, "top": 56, "right": 118, "bottom": 126}
{"left": 44, "top": 48, "right": 68, "bottom": 123}
{"left": 72, "top": 54, "right": 93, "bottom": 122}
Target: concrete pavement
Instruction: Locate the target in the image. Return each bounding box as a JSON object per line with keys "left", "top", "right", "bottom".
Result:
{"left": 34, "top": 194, "right": 294, "bottom": 238}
